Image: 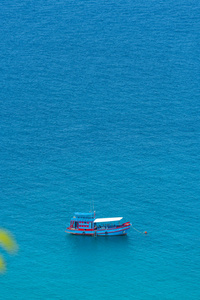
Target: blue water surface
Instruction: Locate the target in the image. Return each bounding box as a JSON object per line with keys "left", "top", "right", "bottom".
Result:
{"left": 0, "top": 0, "right": 200, "bottom": 299}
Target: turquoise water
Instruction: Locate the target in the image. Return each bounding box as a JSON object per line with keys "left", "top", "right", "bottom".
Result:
{"left": 1, "top": 0, "right": 200, "bottom": 299}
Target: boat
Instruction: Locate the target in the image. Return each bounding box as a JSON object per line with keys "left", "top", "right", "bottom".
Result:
{"left": 65, "top": 212, "right": 131, "bottom": 236}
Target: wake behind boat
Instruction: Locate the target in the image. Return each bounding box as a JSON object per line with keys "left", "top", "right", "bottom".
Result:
{"left": 65, "top": 212, "right": 131, "bottom": 236}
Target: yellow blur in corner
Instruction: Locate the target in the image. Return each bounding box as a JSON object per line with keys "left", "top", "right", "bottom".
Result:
{"left": 0, "top": 229, "right": 18, "bottom": 273}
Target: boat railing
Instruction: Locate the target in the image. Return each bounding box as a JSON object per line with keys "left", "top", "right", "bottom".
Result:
{"left": 96, "top": 223, "right": 130, "bottom": 230}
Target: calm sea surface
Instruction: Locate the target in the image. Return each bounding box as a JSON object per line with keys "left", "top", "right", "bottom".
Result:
{"left": 0, "top": 0, "right": 200, "bottom": 299}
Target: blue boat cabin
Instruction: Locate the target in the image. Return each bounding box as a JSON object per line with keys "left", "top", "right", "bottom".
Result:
{"left": 70, "top": 212, "right": 95, "bottom": 230}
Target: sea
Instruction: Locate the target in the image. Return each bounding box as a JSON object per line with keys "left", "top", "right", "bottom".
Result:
{"left": 0, "top": 0, "right": 200, "bottom": 299}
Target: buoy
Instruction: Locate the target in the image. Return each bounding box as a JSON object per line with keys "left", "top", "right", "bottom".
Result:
{"left": 144, "top": 231, "right": 148, "bottom": 234}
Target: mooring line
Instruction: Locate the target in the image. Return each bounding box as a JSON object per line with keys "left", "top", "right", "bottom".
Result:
{"left": 132, "top": 226, "right": 148, "bottom": 235}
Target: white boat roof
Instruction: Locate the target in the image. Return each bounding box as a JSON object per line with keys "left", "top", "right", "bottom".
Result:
{"left": 94, "top": 217, "right": 123, "bottom": 223}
